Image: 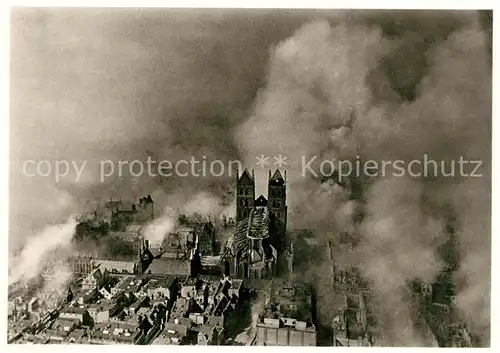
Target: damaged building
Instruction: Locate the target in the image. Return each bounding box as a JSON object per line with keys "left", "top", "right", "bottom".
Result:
{"left": 220, "top": 169, "right": 292, "bottom": 279}
{"left": 255, "top": 279, "right": 317, "bottom": 346}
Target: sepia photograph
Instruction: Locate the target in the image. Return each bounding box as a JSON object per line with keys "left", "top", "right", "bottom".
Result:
{"left": 8, "top": 6, "right": 492, "bottom": 347}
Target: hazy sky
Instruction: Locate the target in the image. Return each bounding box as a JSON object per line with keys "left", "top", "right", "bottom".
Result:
{"left": 11, "top": 9, "right": 485, "bottom": 243}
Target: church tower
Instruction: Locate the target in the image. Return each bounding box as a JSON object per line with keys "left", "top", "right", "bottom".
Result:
{"left": 268, "top": 169, "right": 287, "bottom": 232}
{"left": 236, "top": 168, "right": 255, "bottom": 223}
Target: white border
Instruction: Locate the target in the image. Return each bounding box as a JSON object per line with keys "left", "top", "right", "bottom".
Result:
{"left": 1, "top": 0, "right": 498, "bottom": 9}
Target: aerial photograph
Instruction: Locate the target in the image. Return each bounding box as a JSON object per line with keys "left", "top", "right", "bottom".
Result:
{"left": 8, "top": 8, "right": 492, "bottom": 347}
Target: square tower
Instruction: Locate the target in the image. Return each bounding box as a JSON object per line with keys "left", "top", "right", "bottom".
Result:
{"left": 268, "top": 169, "right": 287, "bottom": 233}
{"left": 236, "top": 169, "right": 255, "bottom": 223}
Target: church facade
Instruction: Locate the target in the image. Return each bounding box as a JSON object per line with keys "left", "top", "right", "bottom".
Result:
{"left": 220, "top": 169, "right": 291, "bottom": 279}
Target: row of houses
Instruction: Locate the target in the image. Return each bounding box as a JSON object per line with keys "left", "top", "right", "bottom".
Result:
{"left": 152, "top": 276, "right": 244, "bottom": 345}
{"left": 18, "top": 265, "right": 247, "bottom": 346}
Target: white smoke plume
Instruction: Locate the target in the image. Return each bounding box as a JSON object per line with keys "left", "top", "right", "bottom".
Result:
{"left": 36, "top": 260, "right": 74, "bottom": 309}
{"left": 251, "top": 294, "right": 265, "bottom": 329}
{"left": 236, "top": 15, "right": 491, "bottom": 346}
{"left": 142, "top": 191, "right": 227, "bottom": 246}
{"left": 142, "top": 206, "right": 178, "bottom": 247}
{"left": 183, "top": 192, "right": 225, "bottom": 217}
{"left": 9, "top": 217, "right": 78, "bottom": 285}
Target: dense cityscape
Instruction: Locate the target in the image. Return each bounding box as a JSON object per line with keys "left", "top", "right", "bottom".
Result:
{"left": 8, "top": 169, "right": 477, "bottom": 346}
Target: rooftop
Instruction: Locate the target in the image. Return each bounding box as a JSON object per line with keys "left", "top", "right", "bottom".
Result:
{"left": 237, "top": 169, "right": 254, "bottom": 185}
{"left": 144, "top": 277, "right": 176, "bottom": 290}
{"left": 116, "top": 201, "right": 135, "bottom": 212}
{"left": 183, "top": 276, "right": 200, "bottom": 287}
{"left": 126, "top": 224, "right": 143, "bottom": 233}
{"left": 177, "top": 226, "right": 195, "bottom": 233}
{"left": 61, "top": 307, "right": 88, "bottom": 315}
{"left": 94, "top": 260, "right": 136, "bottom": 274}
{"left": 172, "top": 297, "right": 189, "bottom": 315}
{"left": 68, "top": 329, "right": 86, "bottom": 339}
{"left": 247, "top": 207, "right": 270, "bottom": 240}
{"left": 147, "top": 258, "right": 190, "bottom": 276}
{"left": 231, "top": 279, "right": 244, "bottom": 290}
{"left": 109, "top": 230, "right": 141, "bottom": 238}
{"left": 220, "top": 209, "right": 286, "bottom": 259}
{"left": 161, "top": 318, "right": 192, "bottom": 344}
{"left": 115, "top": 276, "right": 143, "bottom": 292}
{"left": 88, "top": 299, "right": 116, "bottom": 312}
{"left": 260, "top": 280, "right": 314, "bottom": 324}
{"left": 270, "top": 169, "right": 285, "bottom": 186}
{"left": 91, "top": 322, "right": 140, "bottom": 342}
{"left": 197, "top": 323, "right": 217, "bottom": 336}
{"left": 129, "top": 297, "right": 147, "bottom": 309}
{"left": 50, "top": 318, "right": 80, "bottom": 329}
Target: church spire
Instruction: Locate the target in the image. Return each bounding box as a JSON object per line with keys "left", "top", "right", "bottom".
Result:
{"left": 270, "top": 169, "right": 285, "bottom": 185}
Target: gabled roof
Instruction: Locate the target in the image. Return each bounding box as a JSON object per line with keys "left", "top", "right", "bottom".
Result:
{"left": 238, "top": 169, "right": 254, "bottom": 185}
{"left": 220, "top": 209, "right": 286, "bottom": 260}
{"left": 198, "top": 324, "right": 216, "bottom": 336}
{"left": 270, "top": 170, "right": 285, "bottom": 186}
{"left": 125, "top": 224, "right": 143, "bottom": 233}
{"left": 147, "top": 258, "right": 190, "bottom": 276}
{"left": 95, "top": 260, "right": 136, "bottom": 274}
{"left": 118, "top": 202, "right": 136, "bottom": 212}
{"left": 255, "top": 195, "right": 267, "bottom": 207}
{"left": 247, "top": 207, "right": 270, "bottom": 240}
{"left": 200, "top": 256, "right": 221, "bottom": 267}
{"left": 91, "top": 268, "right": 103, "bottom": 280}
{"left": 61, "top": 307, "right": 88, "bottom": 315}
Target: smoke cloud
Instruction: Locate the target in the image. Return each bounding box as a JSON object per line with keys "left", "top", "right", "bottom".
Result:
{"left": 142, "top": 191, "right": 233, "bottom": 246}
{"left": 236, "top": 12, "right": 491, "bottom": 346}
{"left": 9, "top": 217, "right": 78, "bottom": 285}
{"left": 10, "top": 8, "right": 327, "bottom": 262}
{"left": 142, "top": 207, "right": 178, "bottom": 246}
{"left": 37, "top": 260, "right": 74, "bottom": 308}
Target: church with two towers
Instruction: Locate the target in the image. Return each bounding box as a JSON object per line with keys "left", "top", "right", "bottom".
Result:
{"left": 220, "top": 168, "right": 291, "bottom": 279}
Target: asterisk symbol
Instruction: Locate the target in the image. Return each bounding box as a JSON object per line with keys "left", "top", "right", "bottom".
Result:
{"left": 273, "top": 154, "right": 288, "bottom": 168}
{"left": 256, "top": 155, "right": 270, "bottom": 169}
